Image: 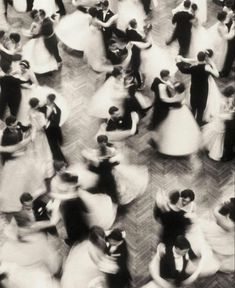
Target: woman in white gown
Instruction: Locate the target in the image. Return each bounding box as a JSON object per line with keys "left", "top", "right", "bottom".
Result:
{"left": 0, "top": 216, "right": 60, "bottom": 288}
{"left": 116, "top": 0, "right": 146, "bottom": 32}
{"left": 55, "top": 0, "right": 98, "bottom": 51}
{"left": 28, "top": 97, "right": 54, "bottom": 179}
{"left": 22, "top": 10, "right": 58, "bottom": 74}
{"left": 200, "top": 198, "right": 235, "bottom": 273}
{"left": 202, "top": 86, "right": 235, "bottom": 161}
{"left": 0, "top": 135, "right": 45, "bottom": 213}
{"left": 84, "top": 7, "right": 117, "bottom": 72}
{"left": 82, "top": 135, "right": 149, "bottom": 206}
{"left": 61, "top": 226, "right": 108, "bottom": 288}
{"left": 89, "top": 68, "right": 127, "bottom": 118}
{"left": 207, "top": 11, "right": 234, "bottom": 71}
{"left": 152, "top": 81, "right": 201, "bottom": 156}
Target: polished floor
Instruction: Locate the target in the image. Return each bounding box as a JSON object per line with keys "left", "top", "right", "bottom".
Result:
{"left": 0, "top": 0, "right": 234, "bottom": 287}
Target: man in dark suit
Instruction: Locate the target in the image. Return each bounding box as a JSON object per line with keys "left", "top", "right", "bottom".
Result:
{"left": 149, "top": 69, "right": 171, "bottom": 130}
{"left": 39, "top": 9, "right": 62, "bottom": 67}
{"left": 39, "top": 93, "right": 66, "bottom": 163}
{"left": 176, "top": 52, "right": 219, "bottom": 126}
{"left": 106, "top": 106, "right": 127, "bottom": 132}
{"left": 0, "top": 64, "right": 28, "bottom": 119}
{"left": 1, "top": 115, "right": 31, "bottom": 163}
{"left": 166, "top": 0, "right": 194, "bottom": 56}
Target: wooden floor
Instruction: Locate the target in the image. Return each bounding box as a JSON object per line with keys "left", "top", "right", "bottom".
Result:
{"left": 0, "top": 1, "right": 234, "bottom": 287}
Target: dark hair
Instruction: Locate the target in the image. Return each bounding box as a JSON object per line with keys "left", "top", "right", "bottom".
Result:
{"left": 219, "top": 198, "right": 235, "bottom": 222}
{"left": 30, "top": 9, "right": 38, "bottom": 19}
{"left": 175, "top": 235, "right": 191, "bottom": 250}
{"left": 174, "top": 82, "right": 185, "bottom": 94}
{"left": 0, "top": 30, "right": 5, "bottom": 39}
{"left": 20, "top": 60, "right": 30, "bottom": 69}
{"left": 29, "top": 97, "right": 39, "bottom": 108}
{"left": 197, "top": 51, "right": 206, "bottom": 62}
{"left": 9, "top": 33, "right": 21, "bottom": 43}
{"left": 88, "top": 7, "right": 98, "bottom": 18}
{"left": 20, "top": 192, "right": 33, "bottom": 204}
{"left": 60, "top": 172, "right": 78, "bottom": 184}
{"left": 5, "top": 115, "right": 17, "bottom": 126}
{"left": 217, "top": 11, "right": 227, "bottom": 22}
{"left": 111, "top": 67, "right": 122, "bottom": 77}
{"left": 183, "top": 0, "right": 191, "bottom": 9}
{"left": 191, "top": 3, "right": 198, "bottom": 11}
{"left": 39, "top": 9, "right": 46, "bottom": 18}
{"left": 97, "top": 135, "right": 109, "bottom": 144}
{"left": 160, "top": 70, "right": 170, "bottom": 79}
{"left": 205, "top": 49, "right": 213, "bottom": 58}
{"left": 102, "top": 0, "right": 109, "bottom": 7}
{"left": 47, "top": 93, "right": 56, "bottom": 102}
{"left": 129, "top": 18, "right": 137, "bottom": 28}
{"left": 89, "top": 226, "right": 106, "bottom": 247}
{"left": 225, "top": 0, "right": 233, "bottom": 8}
{"left": 54, "top": 160, "right": 68, "bottom": 172}
{"left": 223, "top": 85, "right": 235, "bottom": 97}
{"left": 180, "top": 189, "right": 195, "bottom": 201}
{"left": 109, "top": 106, "right": 119, "bottom": 115}
{"left": 169, "top": 190, "right": 180, "bottom": 204}
{"left": 107, "top": 228, "right": 124, "bottom": 241}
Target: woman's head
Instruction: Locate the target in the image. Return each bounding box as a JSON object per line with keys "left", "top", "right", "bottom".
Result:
{"left": 180, "top": 189, "right": 195, "bottom": 206}
{"left": 89, "top": 226, "right": 106, "bottom": 250}
{"left": 9, "top": 33, "right": 21, "bottom": 44}
{"left": 60, "top": 172, "right": 78, "bottom": 185}
{"left": 173, "top": 81, "right": 185, "bottom": 94}
{"left": 97, "top": 135, "right": 109, "bottom": 145}
{"left": 54, "top": 160, "right": 68, "bottom": 174}
{"left": 20, "top": 60, "right": 30, "bottom": 73}
{"left": 30, "top": 9, "right": 39, "bottom": 20}
{"left": 29, "top": 97, "right": 40, "bottom": 109}
{"left": 217, "top": 11, "right": 227, "bottom": 22}
{"left": 88, "top": 7, "right": 98, "bottom": 18}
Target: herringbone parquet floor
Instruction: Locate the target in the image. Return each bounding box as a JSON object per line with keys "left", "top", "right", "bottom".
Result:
{"left": 0, "top": 1, "right": 234, "bottom": 287}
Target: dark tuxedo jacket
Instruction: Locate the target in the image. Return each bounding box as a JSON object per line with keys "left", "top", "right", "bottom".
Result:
{"left": 106, "top": 117, "right": 126, "bottom": 131}
{"left": 125, "top": 28, "right": 145, "bottom": 42}
{"left": 172, "top": 11, "right": 194, "bottom": 36}
{"left": 96, "top": 8, "right": 114, "bottom": 23}
{"left": 39, "top": 103, "right": 61, "bottom": 128}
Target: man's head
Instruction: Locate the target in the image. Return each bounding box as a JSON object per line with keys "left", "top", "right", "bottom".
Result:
{"left": 129, "top": 18, "right": 138, "bottom": 29}
{"left": 180, "top": 189, "right": 195, "bottom": 206}
{"left": 107, "top": 228, "right": 125, "bottom": 246}
{"left": 108, "top": 106, "right": 121, "bottom": 119}
{"left": 217, "top": 11, "right": 227, "bottom": 23}
{"left": 5, "top": 115, "right": 17, "bottom": 128}
{"left": 97, "top": 134, "right": 109, "bottom": 146}
{"left": 223, "top": 85, "right": 235, "bottom": 98}
{"left": 174, "top": 235, "right": 191, "bottom": 256}
{"left": 46, "top": 93, "right": 56, "bottom": 105}
{"left": 160, "top": 69, "right": 170, "bottom": 81}
{"left": 197, "top": 51, "right": 206, "bottom": 62}
{"left": 183, "top": 0, "right": 191, "bottom": 9}
{"left": 20, "top": 193, "right": 33, "bottom": 210}
{"left": 39, "top": 9, "right": 46, "bottom": 19}
{"left": 101, "top": 0, "right": 109, "bottom": 11}
{"left": 9, "top": 33, "right": 21, "bottom": 44}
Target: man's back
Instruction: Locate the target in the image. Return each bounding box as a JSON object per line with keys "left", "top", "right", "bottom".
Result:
{"left": 173, "top": 11, "right": 193, "bottom": 31}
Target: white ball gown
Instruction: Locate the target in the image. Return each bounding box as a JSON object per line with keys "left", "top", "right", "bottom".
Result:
{"left": 140, "top": 35, "right": 177, "bottom": 87}
{"left": 55, "top": 0, "right": 95, "bottom": 51}
{"left": 153, "top": 86, "right": 201, "bottom": 156}
{"left": 33, "top": 0, "right": 59, "bottom": 16}
{"left": 0, "top": 0, "right": 9, "bottom": 30}
{"left": 22, "top": 22, "right": 58, "bottom": 74}
{"left": 12, "top": 0, "right": 27, "bottom": 13}
{"left": 116, "top": 0, "right": 146, "bottom": 32}
{"left": 0, "top": 220, "right": 60, "bottom": 288}
{"left": 28, "top": 109, "right": 54, "bottom": 179}
{"left": 61, "top": 240, "right": 106, "bottom": 288}
{"left": 207, "top": 22, "right": 228, "bottom": 71}
{"left": 0, "top": 137, "right": 46, "bottom": 213}
{"left": 83, "top": 19, "right": 113, "bottom": 72}
{"left": 89, "top": 75, "right": 127, "bottom": 118}
{"left": 202, "top": 99, "right": 234, "bottom": 161}
{"left": 200, "top": 211, "right": 235, "bottom": 272}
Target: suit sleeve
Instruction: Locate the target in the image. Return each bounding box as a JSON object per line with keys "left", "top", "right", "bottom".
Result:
{"left": 177, "top": 61, "right": 192, "bottom": 74}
